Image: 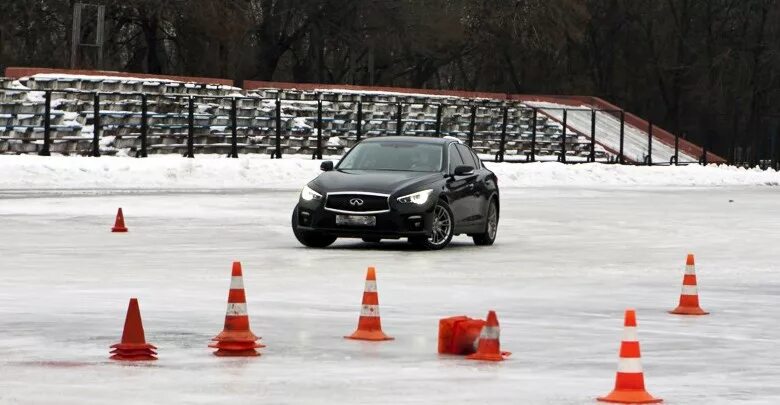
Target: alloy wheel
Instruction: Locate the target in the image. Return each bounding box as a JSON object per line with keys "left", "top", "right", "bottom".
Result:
{"left": 429, "top": 204, "right": 452, "bottom": 246}
{"left": 487, "top": 202, "right": 498, "bottom": 240}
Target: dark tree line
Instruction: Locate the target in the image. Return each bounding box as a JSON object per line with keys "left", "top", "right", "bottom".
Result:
{"left": 1, "top": 0, "right": 779, "bottom": 161}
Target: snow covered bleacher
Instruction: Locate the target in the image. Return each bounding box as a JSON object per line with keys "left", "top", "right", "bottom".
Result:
{"left": 0, "top": 72, "right": 613, "bottom": 160}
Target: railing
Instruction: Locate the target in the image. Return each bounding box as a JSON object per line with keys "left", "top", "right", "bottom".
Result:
{"left": 0, "top": 86, "right": 747, "bottom": 168}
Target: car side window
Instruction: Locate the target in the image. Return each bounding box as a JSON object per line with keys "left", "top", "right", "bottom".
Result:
{"left": 470, "top": 149, "right": 482, "bottom": 169}
{"left": 456, "top": 144, "right": 477, "bottom": 169}
{"left": 448, "top": 144, "right": 464, "bottom": 173}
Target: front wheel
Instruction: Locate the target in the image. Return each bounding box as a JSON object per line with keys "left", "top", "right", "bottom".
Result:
{"left": 291, "top": 209, "right": 337, "bottom": 248}
{"left": 472, "top": 199, "right": 498, "bottom": 246}
{"left": 410, "top": 200, "right": 454, "bottom": 250}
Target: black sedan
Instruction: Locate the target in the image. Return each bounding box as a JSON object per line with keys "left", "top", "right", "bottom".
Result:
{"left": 292, "top": 136, "right": 499, "bottom": 250}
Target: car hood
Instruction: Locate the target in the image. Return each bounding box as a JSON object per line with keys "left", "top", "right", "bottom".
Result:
{"left": 310, "top": 170, "right": 441, "bottom": 195}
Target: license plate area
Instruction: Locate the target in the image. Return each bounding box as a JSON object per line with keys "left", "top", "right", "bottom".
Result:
{"left": 336, "top": 214, "right": 376, "bottom": 226}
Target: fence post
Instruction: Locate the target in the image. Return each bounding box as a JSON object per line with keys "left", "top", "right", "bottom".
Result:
{"left": 558, "top": 108, "right": 568, "bottom": 163}
{"left": 672, "top": 131, "right": 680, "bottom": 165}
{"left": 773, "top": 132, "right": 779, "bottom": 170}
{"left": 90, "top": 92, "right": 101, "bottom": 157}
{"left": 315, "top": 94, "right": 323, "bottom": 159}
{"left": 701, "top": 132, "right": 709, "bottom": 166}
{"left": 618, "top": 110, "right": 625, "bottom": 164}
{"left": 356, "top": 100, "right": 363, "bottom": 142}
{"left": 589, "top": 110, "right": 596, "bottom": 162}
{"left": 38, "top": 90, "right": 52, "bottom": 156}
{"left": 138, "top": 94, "right": 148, "bottom": 157}
{"left": 273, "top": 95, "right": 282, "bottom": 158}
{"left": 184, "top": 96, "right": 195, "bottom": 158}
{"left": 559, "top": 109, "right": 567, "bottom": 163}
{"left": 646, "top": 121, "right": 653, "bottom": 165}
{"left": 468, "top": 105, "right": 476, "bottom": 148}
{"left": 530, "top": 107, "right": 537, "bottom": 162}
{"left": 395, "top": 102, "right": 403, "bottom": 136}
{"left": 496, "top": 106, "right": 507, "bottom": 162}
{"left": 434, "top": 104, "right": 443, "bottom": 137}
{"left": 229, "top": 97, "right": 238, "bottom": 158}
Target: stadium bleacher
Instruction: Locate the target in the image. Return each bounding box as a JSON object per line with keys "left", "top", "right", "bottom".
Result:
{"left": 0, "top": 71, "right": 667, "bottom": 162}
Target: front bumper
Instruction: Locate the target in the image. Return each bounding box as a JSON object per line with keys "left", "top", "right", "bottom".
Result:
{"left": 294, "top": 198, "right": 435, "bottom": 238}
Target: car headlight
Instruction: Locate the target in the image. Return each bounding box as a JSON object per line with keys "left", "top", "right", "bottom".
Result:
{"left": 300, "top": 185, "right": 323, "bottom": 201}
{"left": 397, "top": 189, "right": 433, "bottom": 205}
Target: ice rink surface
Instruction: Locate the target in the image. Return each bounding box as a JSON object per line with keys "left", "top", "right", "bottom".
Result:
{"left": 0, "top": 186, "right": 778, "bottom": 404}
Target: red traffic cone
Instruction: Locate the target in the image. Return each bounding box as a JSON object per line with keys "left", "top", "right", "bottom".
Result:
{"left": 209, "top": 261, "right": 264, "bottom": 356}
{"left": 112, "top": 208, "right": 128, "bottom": 232}
{"left": 466, "top": 310, "right": 509, "bottom": 361}
{"left": 669, "top": 254, "right": 709, "bottom": 315}
{"left": 345, "top": 266, "right": 393, "bottom": 341}
{"left": 597, "top": 309, "right": 662, "bottom": 404}
{"left": 110, "top": 298, "right": 157, "bottom": 361}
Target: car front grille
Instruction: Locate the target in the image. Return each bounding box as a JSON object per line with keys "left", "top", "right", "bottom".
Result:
{"left": 325, "top": 193, "right": 390, "bottom": 214}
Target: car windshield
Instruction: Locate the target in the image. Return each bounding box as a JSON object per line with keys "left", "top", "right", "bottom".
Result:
{"left": 338, "top": 142, "right": 443, "bottom": 172}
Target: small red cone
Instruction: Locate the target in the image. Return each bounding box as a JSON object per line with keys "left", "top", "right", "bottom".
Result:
{"left": 112, "top": 208, "right": 128, "bottom": 232}
{"left": 597, "top": 309, "right": 662, "bottom": 404}
{"left": 209, "top": 261, "right": 264, "bottom": 356}
{"left": 466, "top": 310, "right": 509, "bottom": 361}
{"left": 345, "top": 266, "right": 393, "bottom": 341}
{"left": 110, "top": 298, "right": 157, "bottom": 361}
{"left": 669, "top": 254, "right": 709, "bottom": 315}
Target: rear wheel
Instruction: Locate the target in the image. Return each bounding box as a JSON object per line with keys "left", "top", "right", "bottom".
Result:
{"left": 410, "top": 200, "right": 454, "bottom": 250}
{"left": 291, "top": 209, "right": 337, "bottom": 248}
{"left": 472, "top": 199, "right": 498, "bottom": 246}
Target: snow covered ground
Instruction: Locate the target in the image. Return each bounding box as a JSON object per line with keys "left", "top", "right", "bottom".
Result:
{"left": 0, "top": 156, "right": 779, "bottom": 404}
{"left": 0, "top": 155, "right": 779, "bottom": 190}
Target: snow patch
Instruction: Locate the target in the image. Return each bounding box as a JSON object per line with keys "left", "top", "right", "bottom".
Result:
{"left": 0, "top": 155, "right": 777, "bottom": 190}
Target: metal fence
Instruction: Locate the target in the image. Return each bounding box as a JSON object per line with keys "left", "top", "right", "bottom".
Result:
{"left": 0, "top": 87, "right": 774, "bottom": 169}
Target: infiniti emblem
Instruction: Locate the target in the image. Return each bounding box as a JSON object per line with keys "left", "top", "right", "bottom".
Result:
{"left": 349, "top": 198, "right": 364, "bottom": 206}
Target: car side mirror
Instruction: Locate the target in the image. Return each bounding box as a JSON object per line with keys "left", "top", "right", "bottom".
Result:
{"left": 453, "top": 165, "right": 475, "bottom": 176}
{"left": 320, "top": 161, "right": 334, "bottom": 171}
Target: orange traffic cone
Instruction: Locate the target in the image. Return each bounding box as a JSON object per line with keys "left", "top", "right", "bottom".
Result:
{"left": 112, "top": 208, "right": 128, "bottom": 232}
{"left": 209, "top": 261, "right": 264, "bottom": 356}
{"left": 110, "top": 298, "right": 157, "bottom": 361}
{"left": 345, "top": 266, "right": 393, "bottom": 341}
{"left": 669, "top": 254, "right": 709, "bottom": 315}
{"left": 466, "top": 310, "right": 509, "bottom": 361}
{"left": 438, "top": 315, "right": 486, "bottom": 355}
{"left": 597, "top": 309, "right": 662, "bottom": 404}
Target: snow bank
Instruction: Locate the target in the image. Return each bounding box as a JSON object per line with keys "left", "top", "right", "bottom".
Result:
{"left": 0, "top": 155, "right": 777, "bottom": 190}
{"left": 487, "top": 162, "right": 780, "bottom": 187}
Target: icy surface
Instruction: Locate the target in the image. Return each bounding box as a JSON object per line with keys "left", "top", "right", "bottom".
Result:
{"left": 0, "top": 186, "right": 778, "bottom": 404}
{"left": 0, "top": 155, "right": 778, "bottom": 190}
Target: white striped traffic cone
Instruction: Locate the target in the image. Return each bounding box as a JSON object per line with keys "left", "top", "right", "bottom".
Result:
{"left": 209, "top": 261, "right": 264, "bottom": 356}
{"left": 669, "top": 254, "right": 709, "bottom": 315}
{"left": 466, "top": 310, "right": 509, "bottom": 361}
{"left": 345, "top": 266, "right": 393, "bottom": 341}
{"left": 597, "top": 309, "right": 662, "bottom": 404}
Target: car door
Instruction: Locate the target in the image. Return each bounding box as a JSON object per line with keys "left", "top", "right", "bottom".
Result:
{"left": 455, "top": 143, "right": 486, "bottom": 227}
{"left": 445, "top": 143, "right": 478, "bottom": 230}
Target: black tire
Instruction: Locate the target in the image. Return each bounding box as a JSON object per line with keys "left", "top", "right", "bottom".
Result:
{"left": 409, "top": 199, "right": 454, "bottom": 250}
{"left": 472, "top": 198, "right": 498, "bottom": 246}
{"left": 291, "top": 209, "right": 337, "bottom": 248}
{"left": 361, "top": 237, "right": 381, "bottom": 243}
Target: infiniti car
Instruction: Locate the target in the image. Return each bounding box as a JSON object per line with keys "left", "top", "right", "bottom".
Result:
{"left": 291, "top": 136, "right": 499, "bottom": 250}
